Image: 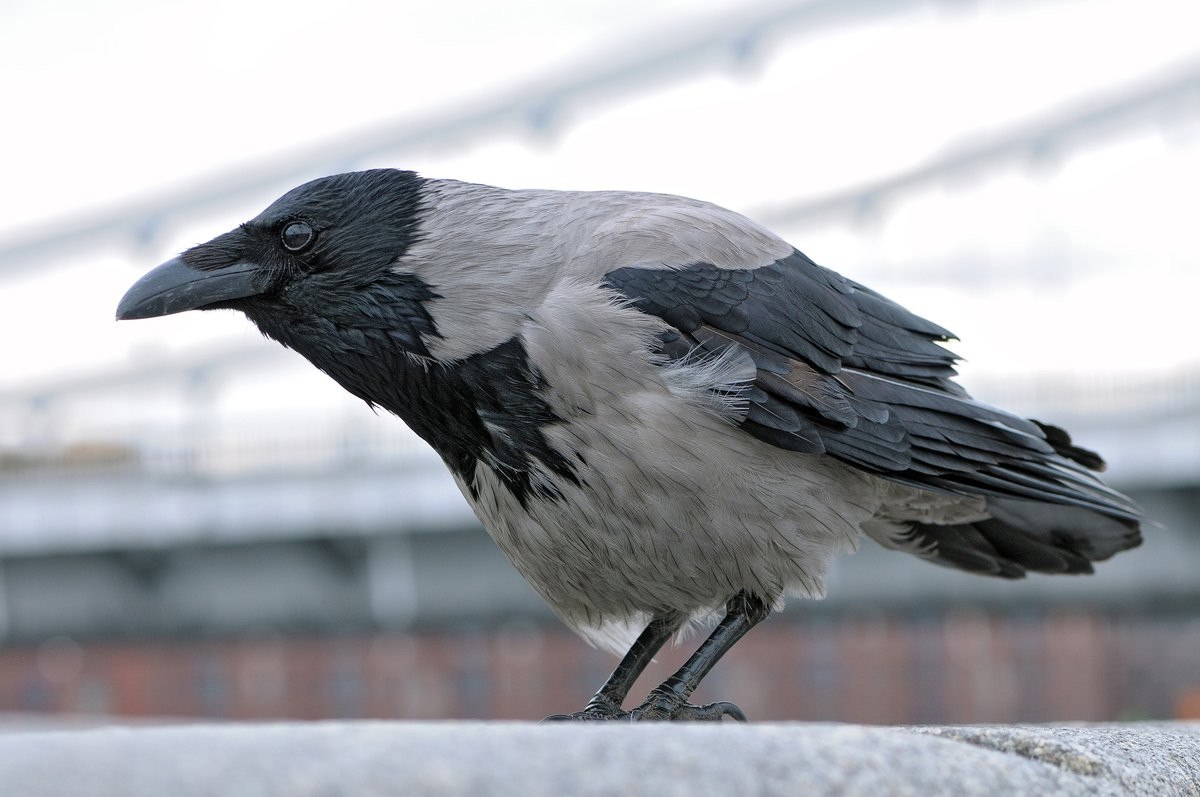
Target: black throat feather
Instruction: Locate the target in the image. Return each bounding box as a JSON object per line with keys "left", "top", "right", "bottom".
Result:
{"left": 243, "top": 278, "right": 579, "bottom": 507}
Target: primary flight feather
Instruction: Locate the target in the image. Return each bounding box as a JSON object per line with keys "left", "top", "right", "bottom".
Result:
{"left": 117, "top": 169, "right": 1142, "bottom": 721}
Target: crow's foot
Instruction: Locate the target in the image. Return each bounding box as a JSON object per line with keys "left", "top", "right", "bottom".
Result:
{"left": 627, "top": 698, "right": 747, "bottom": 722}
{"left": 541, "top": 695, "right": 626, "bottom": 722}
{"left": 542, "top": 693, "right": 746, "bottom": 722}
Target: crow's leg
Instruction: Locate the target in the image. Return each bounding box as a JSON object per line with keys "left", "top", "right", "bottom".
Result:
{"left": 543, "top": 612, "right": 683, "bottom": 721}
{"left": 628, "top": 590, "right": 770, "bottom": 722}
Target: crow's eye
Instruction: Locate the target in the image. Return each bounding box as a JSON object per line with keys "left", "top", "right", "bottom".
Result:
{"left": 281, "top": 221, "right": 315, "bottom": 252}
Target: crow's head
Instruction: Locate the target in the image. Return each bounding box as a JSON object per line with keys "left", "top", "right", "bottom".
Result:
{"left": 117, "top": 169, "right": 574, "bottom": 494}
{"left": 117, "top": 168, "right": 435, "bottom": 356}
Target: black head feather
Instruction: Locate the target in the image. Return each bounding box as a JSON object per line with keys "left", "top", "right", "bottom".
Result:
{"left": 162, "top": 168, "right": 574, "bottom": 504}
{"left": 180, "top": 169, "right": 425, "bottom": 300}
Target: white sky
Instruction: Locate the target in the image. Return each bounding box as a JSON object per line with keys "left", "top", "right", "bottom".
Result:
{"left": 1, "top": 0, "right": 1199, "bottom": 446}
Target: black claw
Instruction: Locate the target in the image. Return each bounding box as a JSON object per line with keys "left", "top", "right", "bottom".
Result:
{"left": 540, "top": 696, "right": 627, "bottom": 722}
{"left": 539, "top": 711, "right": 621, "bottom": 722}
{"left": 623, "top": 697, "right": 749, "bottom": 722}
{"left": 701, "top": 700, "right": 748, "bottom": 722}
{"left": 542, "top": 695, "right": 748, "bottom": 723}
{"left": 666, "top": 699, "right": 747, "bottom": 722}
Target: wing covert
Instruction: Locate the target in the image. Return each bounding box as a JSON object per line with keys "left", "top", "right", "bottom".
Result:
{"left": 603, "top": 250, "right": 1140, "bottom": 526}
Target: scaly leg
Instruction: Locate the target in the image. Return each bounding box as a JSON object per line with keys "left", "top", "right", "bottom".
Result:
{"left": 544, "top": 591, "right": 771, "bottom": 722}
{"left": 628, "top": 590, "right": 770, "bottom": 722}
{"left": 543, "top": 612, "right": 682, "bottom": 721}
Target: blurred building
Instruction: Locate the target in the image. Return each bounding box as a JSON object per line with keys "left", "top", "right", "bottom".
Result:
{"left": 2, "top": 0, "right": 1199, "bottom": 724}
{"left": 0, "top": 365, "right": 1197, "bottom": 722}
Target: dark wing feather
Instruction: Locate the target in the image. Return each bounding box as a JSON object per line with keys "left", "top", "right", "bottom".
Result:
{"left": 604, "top": 249, "right": 1142, "bottom": 575}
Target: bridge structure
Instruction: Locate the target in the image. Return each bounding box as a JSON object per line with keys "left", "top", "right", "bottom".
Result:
{"left": 0, "top": 0, "right": 1197, "bottom": 722}
{"left": 0, "top": 343, "right": 1196, "bottom": 645}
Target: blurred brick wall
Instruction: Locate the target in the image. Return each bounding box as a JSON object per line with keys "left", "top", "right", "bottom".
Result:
{"left": 1, "top": 611, "right": 1196, "bottom": 723}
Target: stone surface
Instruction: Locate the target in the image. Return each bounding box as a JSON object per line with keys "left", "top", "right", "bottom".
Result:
{"left": 0, "top": 721, "right": 1196, "bottom": 796}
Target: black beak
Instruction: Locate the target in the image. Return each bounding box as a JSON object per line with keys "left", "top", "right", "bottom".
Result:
{"left": 116, "top": 256, "right": 263, "bottom": 320}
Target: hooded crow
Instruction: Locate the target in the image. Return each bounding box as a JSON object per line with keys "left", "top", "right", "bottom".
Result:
{"left": 118, "top": 169, "right": 1143, "bottom": 721}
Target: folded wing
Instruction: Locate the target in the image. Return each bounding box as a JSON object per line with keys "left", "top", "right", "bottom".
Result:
{"left": 603, "top": 250, "right": 1141, "bottom": 575}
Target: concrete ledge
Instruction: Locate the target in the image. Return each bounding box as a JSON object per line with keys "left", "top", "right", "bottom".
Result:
{"left": 0, "top": 721, "right": 1197, "bottom": 796}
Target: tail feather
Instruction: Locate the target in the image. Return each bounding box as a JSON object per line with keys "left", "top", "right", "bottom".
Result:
{"left": 1032, "top": 419, "right": 1107, "bottom": 471}
{"left": 903, "top": 500, "right": 1142, "bottom": 579}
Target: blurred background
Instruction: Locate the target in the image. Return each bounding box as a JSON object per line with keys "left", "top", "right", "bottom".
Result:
{"left": 1, "top": 0, "right": 1198, "bottom": 725}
